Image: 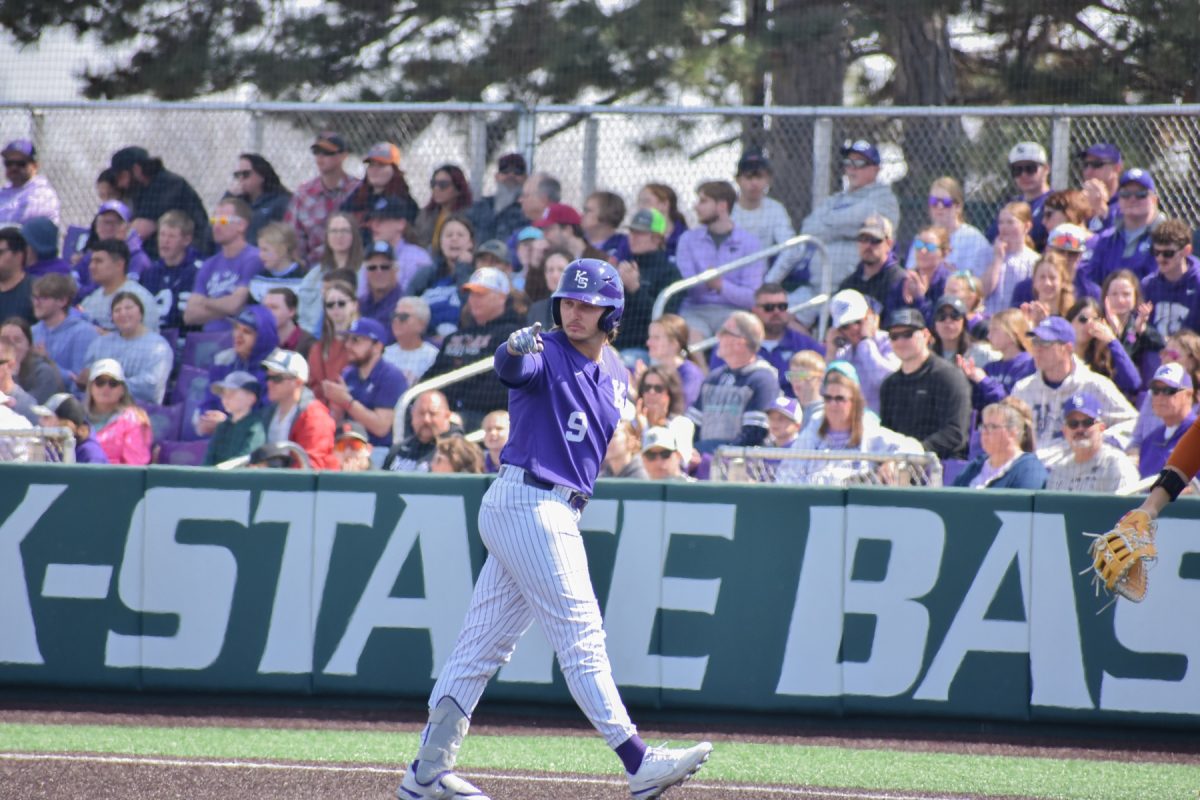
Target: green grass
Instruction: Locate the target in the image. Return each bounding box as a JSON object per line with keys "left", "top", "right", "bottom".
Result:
{"left": 2, "top": 722, "right": 1197, "bottom": 800}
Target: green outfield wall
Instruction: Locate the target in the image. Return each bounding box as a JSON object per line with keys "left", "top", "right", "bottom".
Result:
{"left": 2, "top": 464, "right": 1197, "bottom": 728}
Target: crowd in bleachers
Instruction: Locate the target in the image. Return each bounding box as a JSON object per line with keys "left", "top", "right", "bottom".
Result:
{"left": 1, "top": 130, "right": 1198, "bottom": 490}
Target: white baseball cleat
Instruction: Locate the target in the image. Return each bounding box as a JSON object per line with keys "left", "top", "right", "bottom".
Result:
{"left": 627, "top": 741, "right": 713, "bottom": 798}
{"left": 397, "top": 761, "right": 491, "bottom": 799}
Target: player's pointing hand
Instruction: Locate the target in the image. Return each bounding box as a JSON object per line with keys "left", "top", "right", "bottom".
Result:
{"left": 508, "top": 321, "right": 544, "bottom": 355}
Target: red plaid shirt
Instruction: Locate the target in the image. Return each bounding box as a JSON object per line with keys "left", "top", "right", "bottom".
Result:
{"left": 284, "top": 172, "right": 360, "bottom": 265}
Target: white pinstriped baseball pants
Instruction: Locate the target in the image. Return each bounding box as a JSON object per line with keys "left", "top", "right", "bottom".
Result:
{"left": 428, "top": 467, "right": 638, "bottom": 748}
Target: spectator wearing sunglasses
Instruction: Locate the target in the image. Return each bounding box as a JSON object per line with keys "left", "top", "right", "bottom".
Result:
{"left": 1139, "top": 363, "right": 1197, "bottom": 478}
{"left": 231, "top": 153, "right": 291, "bottom": 246}
{"left": 824, "top": 288, "right": 899, "bottom": 415}
{"left": 356, "top": 240, "right": 403, "bottom": 344}
{"left": 83, "top": 358, "right": 152, "bottom": 465}
{"left": 340, "top": 142, "right": 415, "bottom": 242}
{"left": 306, "top": 280, "right": 357, "bottom": 406}
{"left": 1066, "top": 297, "right": 1141, "bottom": 400}
{"left": 986, "top": 142, "right": 1052, "bottom": 251}
{"left": 1010, "top": 223, "right": 1101, "bottom": 310}
{"left": 284, "top": 132, "right": 360, "bottom": 266}
{"left": 892, "top": 225, "right": 952, "bottom": 326}
{"left": 952, "top": 398, "right": 1046, "bottom": 489}
{"left": 1076, "top": 143, "right": 1124, "bottom": 234}
{"left": 1080, "top": 168, "right": 1163, "bottom": 286}
{"left": 414, "top": 164, "right": 473, "bottom": 251}
{"left": 184, "top": 197, "right": 263, "bottom": 332}
{"left": 799, "top": 139, "right": 900, "bottom": 288}
{"left": 1045, "top": 392, "right": 1139, "bottom": 492}
{"left": 640, "top": 426, "right": 693, "bottom": 482}
{"left": 907, "top": 177, "right": 991, "bottom": 278}
{"left": 0, "top": 140, "right": 60, "bottom": 227}
{"left": 837, "top": 214, "right": 905, "bottom": 314}
{"left": 709, "top": 282, "right": 820, "bottom": 397}
{"left": 1142, "top": 219, "right": 1200, "bottom": 339}
{"left": 383, "top": 295, "right": 439, "bottom": 386}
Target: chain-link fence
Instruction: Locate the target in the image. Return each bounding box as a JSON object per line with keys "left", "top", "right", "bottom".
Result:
{"left": 0, "top": 427, "right": 76, "bottom": 463}
{"left": 712, "top": 447, "right": 942, "bottom": 487}
{"left": 4, "top": 101, "right": 1199, "bottom": 253}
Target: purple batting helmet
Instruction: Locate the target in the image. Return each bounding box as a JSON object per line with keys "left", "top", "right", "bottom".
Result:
{"left": 551, "top": 257, "right": 625, "bottom": 332}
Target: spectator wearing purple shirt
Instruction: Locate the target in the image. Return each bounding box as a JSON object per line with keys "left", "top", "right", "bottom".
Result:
{"left": 321, "top": 317, "right": 406, "bottom": 455}
{"left": 709, "top": 282, "right": 820, "bottom": 397}
{"left": 1080, "top": 168, "right": 1163, "bottom": 285}
{"left": 823, "top": 288, "right": 900, "bottom": 415}
{"left": 1142, "top": 218, "right": 1200, "bottom": 340}
{"left": 645, "top": 313, "right": 704, "bottom": 409}
{"left": 688, "top": 310, "right": 780, "bottom": 453}
{"left": 889, "top": 224, "right": 952, "bottom": 326}
{"left": 363, "top": 195, "right": 431, "bottom": 294}
{"left": 1102, "top": 269, "right": 1164, "bottom": 397}
{"left": 583, "top": 191, "right": 632, "bottom": 263}
{"left": 1077, "top": 143, "right": 1123, "bottom": 234}
{"left": 676, "top": 181, "right": 766, "bottom": 339}
{"left": 986, "top": 142, "right": 1052, "bottom": 251}
{"left": 1010, "top": 223, "right": 1101, "bottom": 308}
{"left": 0, "top": 140, "right": 60, "bottom": 227}
{"left": 138, "top": 210, "right": 203, "bottom": 334}
{"left": 196, "top": 305, "right": 280, "bottom": 428}
{"left": 73, "top": 201, "right": 153, "bottom": 297}
{"left": 32, "top": 393, "right": 109, "bottom": 464}
{"left": 959, "top": 308, "right": 1037, "bottom": 411}
{"left": 357, "top": 240, "right": 404, "bottom": 345}
{"left": 185, "top": 197, "right": 262, "bottom": 333}
{"left": 1139, "top": 363, "right": 1197, "bottom": 478}
{"left": 20, "top": 218, "right": 71, "bottom": 279}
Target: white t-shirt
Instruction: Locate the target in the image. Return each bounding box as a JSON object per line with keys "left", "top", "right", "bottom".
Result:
{"left": 383, "top": 341, "right": 440, "bottom": 387}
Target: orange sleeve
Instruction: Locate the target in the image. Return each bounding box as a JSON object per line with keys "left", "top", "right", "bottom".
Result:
{"left": 1166, "top": 414, "right": 1200, "bottom": 480}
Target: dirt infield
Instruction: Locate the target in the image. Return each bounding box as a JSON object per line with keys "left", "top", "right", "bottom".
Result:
{"left": 1, "top": 697, "right": 1197, "bottom": 800}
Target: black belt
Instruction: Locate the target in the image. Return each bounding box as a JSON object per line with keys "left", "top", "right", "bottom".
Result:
{"left": 519, "top": 470, "right": 590, "bottom": 512}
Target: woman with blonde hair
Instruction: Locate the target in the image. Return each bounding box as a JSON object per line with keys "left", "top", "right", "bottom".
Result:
{"left": 643, "top": 313, "right": 705, "bottom": 408}
{"left": 958, "top": 308, "right": 1036, "bottom": 411}
{"left": 1022, "top": 251, "right": 1076, "bottom": 322}
{"left": 953, "top": 397, "right": 1047, "bottom": 489}
{"left": 892, "top": 225, "right": 952, "bottom": 324}
{"left": 306, "top": 279, "right": 358, "bottom": 405}
{"left": 84, "top": 358, "right": 152, "bottom": 465}
{"left": 982, "top": 201, "right": 1039, "bottom": 316}
{"left": 429, "top": 435, "right": 484, "bottom": 474}
{"left": 911, "top": 176, "right": 991, "bottom": 276}
{"left": 776, "top": 363, "right": 921, "bottom": 486}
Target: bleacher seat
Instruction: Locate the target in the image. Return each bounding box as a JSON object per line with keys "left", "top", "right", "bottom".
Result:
{"left": 155, "top": 439, "right": 208, "bottom": 466}
{"left": 172, "top": 365, "right": 209, "bottom": 406}
{"left": 143, "top": 403, "right": 183, "bottom": 443}
{"left": 179, "top": 331, "right": 232, "bottom": 370}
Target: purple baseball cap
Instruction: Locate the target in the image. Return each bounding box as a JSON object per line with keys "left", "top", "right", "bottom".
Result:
{"left": 767, "top": 395, "right": 801, "bottom": 423}
{"left": 342, "top": 317, "right": 387, "bottom": 343}
{"left": 1062, "top": 392, "right": 1103, "bottom": 421}
{"left": 841, "top": 139, "right": 881, "bottom": 165}
{"left": 2, "top": 139, "right": 35, "bottom": 160}
{"left": 1031, "top": 316, "right": 1075, "bottom": 345}
{"left": 1151, "top": 363, "right": 1193, "bottom": 390}
{"left": 1078, "top": 143, "right": 1121, "bottom": 163}
{"left": 96, "top": 199, "right": 132, "bottom": 222}
{"left": 1119, "top": 168, "right": 1156, "bottom": 193}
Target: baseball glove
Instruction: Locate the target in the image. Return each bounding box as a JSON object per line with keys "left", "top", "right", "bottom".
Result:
{"left": 1080, "top": 509, "right": 1157, "bottom": 607}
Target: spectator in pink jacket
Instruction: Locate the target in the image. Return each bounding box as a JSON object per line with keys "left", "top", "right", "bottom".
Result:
{"left": 83, "top": 357, "right": 151, "bottom": 465}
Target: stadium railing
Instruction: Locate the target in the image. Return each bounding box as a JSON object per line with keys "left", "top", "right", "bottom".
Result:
{"left": 713, "top": 446, "right": 942, "bottom": 487}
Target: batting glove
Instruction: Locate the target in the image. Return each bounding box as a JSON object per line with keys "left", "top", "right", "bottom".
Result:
{"left": 507, "top": 321, "right": 543, "bottom": 355}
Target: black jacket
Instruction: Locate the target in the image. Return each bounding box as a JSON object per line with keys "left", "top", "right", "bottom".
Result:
{"left": 427, "top": 305, "right": 524, "bottom": 414}
{"left": 879, "top": 353, "right": 972, "bottom": 459}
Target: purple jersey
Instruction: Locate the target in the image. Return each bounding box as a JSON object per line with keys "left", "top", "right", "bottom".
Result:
{"left": 1138, "top": 411, "right": 1196, "bottom": 478}
{"left": 496, "top": 329, "right": 628, "bottom": 496}
{"left": 193, "top": 244, "right": 263, "bottom": 332}
{"left": 1142, "top": 257, "right": 1200, "bottom": 339}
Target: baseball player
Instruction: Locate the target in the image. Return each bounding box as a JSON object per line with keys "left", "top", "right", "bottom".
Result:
{"left": 398, "top": 258, "right": 712, "bottom": 799}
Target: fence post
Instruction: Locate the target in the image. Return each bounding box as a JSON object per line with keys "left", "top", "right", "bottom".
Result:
{"left": 812, "top": 117, "right": 833, "bottom": 210}
{"left": 468, "top": 112, "right": 489, "bottom": 198}
{"left": 248, "top": 109, "right": 264, "bottom": 154}
{"left": 1051, "top": 113, "right": 1071, "bottom": 191}
{"left": 517, "top": 104, "right": 537, "bottom": 173}
{"left": 581, "top": 115, "right": 599, "bottom": 201}
{"left": 29, "top": 107, "right": 44, "bottom": 154}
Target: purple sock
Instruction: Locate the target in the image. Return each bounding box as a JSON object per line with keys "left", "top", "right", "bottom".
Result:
{"left": 615, "top": 735, "right": 647, "bottom": 774}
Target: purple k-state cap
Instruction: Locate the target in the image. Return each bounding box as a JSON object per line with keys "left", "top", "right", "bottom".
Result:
{"left": 1031, "top": 316, "right": 1074, "bottom": 345}
{"left": 342, "top": 317, "right": 387, "bottom": 343}
{"left": 1062, "top": 392, "right": 1103, "bottom": 420}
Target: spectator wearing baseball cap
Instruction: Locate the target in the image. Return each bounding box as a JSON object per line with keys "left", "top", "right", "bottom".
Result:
{"left": 1011, "top": 315, "right": 1137, "bottom": 464}
{"left": 32, "top": 393, "right": 108, "bottom": 464}
{"left": 320, "top": 316, "right": 406, "bottom": 456}
{"left": 1139, "top": 363, "right": 1197, "bottom": 478}
{"left": 798, "top": 139, "right": 899, "bottom": 289}
{"left": 879, "top": 306, "right": 972, "bottom": 459}
{"left": 361, "top": 195, "right": 431, "bottom": 295}
{"left": 732, "top": 147, "right": 796, "bottom": 270}
{"left": 1080, "top": 167, "right": 1164, "bottom": 286}
{"left": 334, "top": 420, "right": 374, "bottom": 472}
{"left": 414, "top": 165, "right": 474, "bottom": 252}
{"left": 83, "top": 357, "right": 152, "bottom": 465}
{"left": 1076, "top": 143, "right": 1123, "bottom": 233}
{"left": 357, "top": 240, "right": 404, "bottom": 344}
{"left": 20, "top": 217, "right": 71, "bottom": 279}
{"left": 195, "top": 305, "right": 280, "bottom": 435}
{"left": 765, "top": 395, "right": 803, "bottom": 449}
{"left": 73, "top": 199, "right": 154, "bottom": 299}
{"left": 107, "top": 145, "right": 212, "bottom": 261}
{"left": 676, "top": 181, "right": 768, "bottom": 339}
{"left": 474, "top": 239, "right": 513, "bottom": 274}
{"left": 468, "top": 152, "right": 530, "bottom": 246}
{"left": 640, "top": 426, "right": 692, "bottom": 482}
{"left": 612, "top": 208, "right": 683, "bottom": 360}
{"left": 203, "top": 371, "right": 267, "bottom": 466}
{"left": 285, "top": 131, "right": 361, "bottom": 266}
{"left": 582, "top": 191, "right": 632, "bottom": 263}
{"left": 185, "top": 196, "right": 264, "bottom": 333}
{"left": 824, "top": 288, "right": 899, "bottom": 414}
{"left": 837, "top": 213, "right": 905, "bottom": 316}
{"left": 535, "top": 202, "right": 593, "bottom": 257}
{"left": 425, "top": 266, "right": 522, "bottom": 430}
{"left": 1046, "top": 391, "right": 1139, "bottom": 492}
{"left": 260, "top": 347, "right": 338, "bottom": 470}
{"left": 340, "top": 141, "right": 415, "bottom": 237}
{"left": 0, "top": 139, "right": 61, "bottom": 227}
{"left": 1143, "top": 218, "right": 1200, "bottom": 338}
{"left": 983, "top": 141, "right": 1052, "bottom": 252}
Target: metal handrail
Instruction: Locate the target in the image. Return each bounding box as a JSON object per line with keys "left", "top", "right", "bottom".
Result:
{"left": 687, "top": 293, "right": 829, "bottom": 356}
{"left": 392, "top": 357, "right": 494, "bottom": 444}
{"left": 3, "top": 426, "right": 77, "bottom": 463}
{"left": 650, "top": 233, "right": 829, "bottom": 336}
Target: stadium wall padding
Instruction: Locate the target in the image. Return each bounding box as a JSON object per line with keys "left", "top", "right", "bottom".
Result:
{"left": 2, "top": 463, "right": 1198, "bottom": 728}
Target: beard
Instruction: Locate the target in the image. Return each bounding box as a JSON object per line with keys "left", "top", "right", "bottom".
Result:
{"left": 494, "top": 183, "right": 521, "bottom": 211}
